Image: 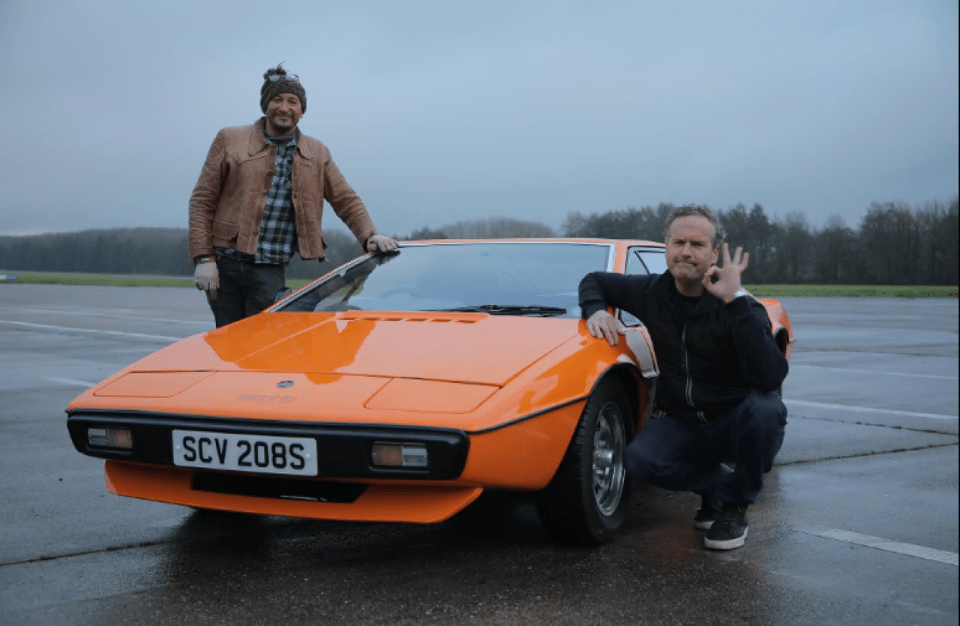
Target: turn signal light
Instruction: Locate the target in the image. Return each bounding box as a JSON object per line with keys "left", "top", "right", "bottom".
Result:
{"left": 88, "top": 427, "right": 133, "bottom": 450}
{"left": 371, "top": 443, "right": 428, "bottom": 468}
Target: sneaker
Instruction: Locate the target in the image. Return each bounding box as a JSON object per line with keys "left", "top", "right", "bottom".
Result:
{"left": 704, "top": 504, "right": 748, "bottom": 550}
{"left": 694, "top": 495, "right": 721, "bottom": 530}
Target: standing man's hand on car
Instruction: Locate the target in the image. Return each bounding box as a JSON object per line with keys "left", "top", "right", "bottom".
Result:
{"left": 367, "top": 235, "right": 399, "bottom": 253}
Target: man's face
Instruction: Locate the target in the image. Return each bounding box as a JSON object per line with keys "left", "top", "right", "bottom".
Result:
{"left": 665, "top": 215, "right": 719, "bottom": 288}
{"left": 265, "top": 93, "right": 303, "bottom": 135}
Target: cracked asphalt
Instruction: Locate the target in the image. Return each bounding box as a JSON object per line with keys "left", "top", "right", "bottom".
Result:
{"left": 0, "top": 287, "right": 956, "bottom": 626}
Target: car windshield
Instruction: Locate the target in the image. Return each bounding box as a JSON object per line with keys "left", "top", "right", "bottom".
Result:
{"left": 276, "top": 242, "right": 613, "bottom": 318}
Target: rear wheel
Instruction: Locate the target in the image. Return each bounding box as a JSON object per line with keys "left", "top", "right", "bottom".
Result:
{"left": 536, "top": 378, "right": 633, "bottom": 544}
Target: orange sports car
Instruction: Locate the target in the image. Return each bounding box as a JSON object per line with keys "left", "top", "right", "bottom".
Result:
{"left": 67, "top": 239, "right": 793, "bottom": 544}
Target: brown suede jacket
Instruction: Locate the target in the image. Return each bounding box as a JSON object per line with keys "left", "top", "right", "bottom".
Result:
{"left": 188, "top": 118, "right": 376, "bottom": 262}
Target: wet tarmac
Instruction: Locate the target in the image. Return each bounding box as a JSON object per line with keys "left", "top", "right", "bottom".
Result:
{"left": 0, "top": 286, "right": 956, "bottom": 625}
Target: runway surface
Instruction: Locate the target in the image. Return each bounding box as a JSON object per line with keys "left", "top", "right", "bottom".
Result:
{"left": 0, "top": 285, "right": 956, "bottom": 625}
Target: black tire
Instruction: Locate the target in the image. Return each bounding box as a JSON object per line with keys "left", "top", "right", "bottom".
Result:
{"left": 536, "top": 378, "right": 633, "bottom": 545}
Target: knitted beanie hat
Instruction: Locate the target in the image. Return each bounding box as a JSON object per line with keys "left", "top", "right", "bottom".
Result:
{"left": 260, "top": 65, "right": 307, "bottom": 113}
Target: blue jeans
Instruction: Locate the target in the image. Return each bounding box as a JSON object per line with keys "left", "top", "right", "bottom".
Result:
{"left": 206, "top": 255, "right": 286, "bottom": 328}
{"left": 625, "top": 389, "right": 787, "bottom": 506}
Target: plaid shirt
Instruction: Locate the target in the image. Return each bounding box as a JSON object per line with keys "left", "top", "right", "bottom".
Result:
{"left": 255, "top": 134, "right": 298, "bottom": 264}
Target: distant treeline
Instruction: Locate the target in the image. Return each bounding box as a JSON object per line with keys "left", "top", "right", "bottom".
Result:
{"left": 2, "top": 197, "right": 956, "bottom": 285}
{"left": 409, "top": 198, "right": 959, "bottom": 286}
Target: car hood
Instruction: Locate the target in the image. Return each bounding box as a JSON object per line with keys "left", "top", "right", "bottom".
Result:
{"left": 71, "top": 311, "right": 628, "bottom": 431}
{"left": 128, "top": 311, "right": 581, "bottom": 387}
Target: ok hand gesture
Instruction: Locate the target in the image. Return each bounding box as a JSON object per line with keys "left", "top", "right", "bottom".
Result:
{"left": 702, "top": 243, "right": 749, "bottom": 301}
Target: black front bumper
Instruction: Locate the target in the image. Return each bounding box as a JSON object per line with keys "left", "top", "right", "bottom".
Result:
{"left": 67, "top": 409, "right": 469, "bottom": 480}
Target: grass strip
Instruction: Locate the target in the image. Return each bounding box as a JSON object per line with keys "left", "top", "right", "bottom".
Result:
{"left": 1, "top": 272, "right": 314, "bottom": 290}
{"left": 2, "top": 272, "right": 194, "bottom": 287}
{"left": 745, "top": 285, "right": 958, "bottom": 298}
{"left": 1, "top": 273, "right": 956, "bottom": 297}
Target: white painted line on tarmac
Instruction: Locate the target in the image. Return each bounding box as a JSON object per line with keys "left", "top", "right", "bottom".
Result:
{"left": 0, "top": 307, "right": 210, "bottom": 326}
{"left": 793, "top": 364, "right": 958, "bottom": 381}
{"left": 785, "top": 399, "right": 957, "bottom": 420}
{"left": 0, "top": 320, "right": 181, "bottom": 342}
{"left": 47, "top": 377, "right": 96, "bottom": 388}
{"left": 804, "top": 528, "right": 959, "bottom": 566}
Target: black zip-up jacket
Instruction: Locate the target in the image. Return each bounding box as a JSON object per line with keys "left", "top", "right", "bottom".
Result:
{"left": 579, "top": 271, "right": 788, "bottom": 423}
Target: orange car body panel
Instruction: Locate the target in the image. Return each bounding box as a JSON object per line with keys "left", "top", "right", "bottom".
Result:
{"left": 67, "top": 238, "right": 792, "bottom": 524}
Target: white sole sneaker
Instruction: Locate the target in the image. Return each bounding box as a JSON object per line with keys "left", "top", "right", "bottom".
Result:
{"left": 704, "top": 527, "right": 748, "bottom": 550}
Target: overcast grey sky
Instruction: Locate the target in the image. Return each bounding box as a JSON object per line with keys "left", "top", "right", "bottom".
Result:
{"left": 1, "top": 0, "right": 956, "bottom": 238}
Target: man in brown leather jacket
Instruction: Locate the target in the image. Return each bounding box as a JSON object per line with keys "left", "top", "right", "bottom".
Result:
{"left": 189, "top": 64, "right": 397, "bottom": 327}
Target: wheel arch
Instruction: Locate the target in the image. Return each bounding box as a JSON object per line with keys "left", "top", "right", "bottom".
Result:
{"left": 775, "top": 327, "right": 793, "bottom": 358}
{"left": 590, "top": 364, "right": 653, "bottom": 437}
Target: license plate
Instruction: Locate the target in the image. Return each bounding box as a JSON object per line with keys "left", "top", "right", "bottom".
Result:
{"left": 172, "top": 430, "right": 318, "bottom": 476}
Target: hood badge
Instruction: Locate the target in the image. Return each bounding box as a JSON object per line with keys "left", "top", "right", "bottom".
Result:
{"left": 277, "top": 380, "right": 295, "bottom": 388}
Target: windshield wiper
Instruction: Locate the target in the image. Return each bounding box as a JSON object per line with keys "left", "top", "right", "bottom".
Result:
{"left": 430, "top": 304, "right": 569, "bottom": 317}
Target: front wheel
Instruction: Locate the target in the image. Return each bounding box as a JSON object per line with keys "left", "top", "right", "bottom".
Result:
{"left": 536, "top": 378, "right": 633, "bottom": 544}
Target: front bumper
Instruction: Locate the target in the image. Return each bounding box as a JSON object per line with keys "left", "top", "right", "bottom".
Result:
{"left": 67, "top": 409, "right": 469, "bottom": 480}
{"left": 102, "top": 460, "right": 484, "bottom": 523}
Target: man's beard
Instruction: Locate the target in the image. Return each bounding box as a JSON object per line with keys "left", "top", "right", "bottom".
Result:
{"left": 270, "top": 115, "right": 295, "bottom": 134}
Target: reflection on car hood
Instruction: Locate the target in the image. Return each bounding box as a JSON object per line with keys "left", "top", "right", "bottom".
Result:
{"left": 144, "top": 311, "right": 582, "bottom": 387}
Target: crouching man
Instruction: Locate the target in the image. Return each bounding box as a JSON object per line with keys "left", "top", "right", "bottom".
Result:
{"left": 578, "top": 205, "right": 788, "bottom": 550}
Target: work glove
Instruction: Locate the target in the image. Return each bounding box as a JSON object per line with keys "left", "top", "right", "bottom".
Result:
{"left": 194, "top": 260, "right": 219, "bottom": 300}
{"left": 366, "top": 235, "right": 399, "bottom": 253}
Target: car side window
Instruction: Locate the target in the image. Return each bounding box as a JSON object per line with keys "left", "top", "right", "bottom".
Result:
{"left": 625, "top": 247, "right": 667, "bottom": 275}
{"left": 621, "top": 247, "right": 667, "bottom": 327}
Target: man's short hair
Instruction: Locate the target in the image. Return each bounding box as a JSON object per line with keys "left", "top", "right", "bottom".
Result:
{"left": 663, "top": 204, "right": 724, "bottom": 248}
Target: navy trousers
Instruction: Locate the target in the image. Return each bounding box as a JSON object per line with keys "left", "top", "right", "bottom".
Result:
{"left": 625, "top": 389, "right": 787, "bottom": 506}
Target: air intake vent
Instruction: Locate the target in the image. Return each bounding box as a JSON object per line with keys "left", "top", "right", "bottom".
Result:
{"left": 192, "top": 472, "right": 367, "bottom": 503}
